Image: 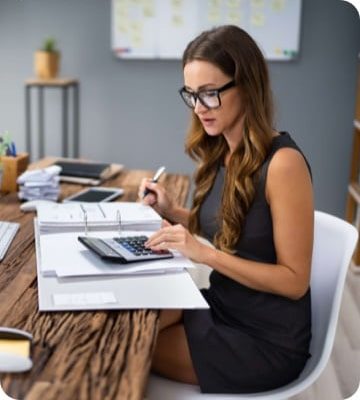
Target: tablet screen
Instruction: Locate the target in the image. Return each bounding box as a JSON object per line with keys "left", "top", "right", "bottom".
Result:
{"left": 65, "top": 189, "right": 122, "bottom": 202}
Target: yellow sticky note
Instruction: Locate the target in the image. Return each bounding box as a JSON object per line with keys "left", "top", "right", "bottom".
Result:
{"left": 251, "top": 12, "right": 265, "bottom": 27}
{"left": 0, "top": 339, "right": 30, "bottom": 357}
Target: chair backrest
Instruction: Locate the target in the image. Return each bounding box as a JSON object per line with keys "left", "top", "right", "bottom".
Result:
{"left": 147, "top": 211, "right": 359, "bottom": 400}
{"left": 294, "top": 211, "right": 358, "bottom": 385}
{"left": 247, "top": 210, "right": 359, "bottom": 399}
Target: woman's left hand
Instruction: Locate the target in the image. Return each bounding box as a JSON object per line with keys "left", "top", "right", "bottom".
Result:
{"left": 145, "top": 220, "right": 207, "bottom": 263}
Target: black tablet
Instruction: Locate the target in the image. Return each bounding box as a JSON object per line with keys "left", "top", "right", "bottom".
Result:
{"left": 63, "top": 187, "right": 124, "bottom": 203}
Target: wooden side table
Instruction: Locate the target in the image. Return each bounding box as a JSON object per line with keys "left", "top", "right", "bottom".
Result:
{"left": 25, "top": 78, "right": 80, "bottom": 160}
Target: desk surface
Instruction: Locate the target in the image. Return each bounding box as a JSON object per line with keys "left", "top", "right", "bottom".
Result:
{"left": 0, "top": 159, "right": 190, "bottom": 400}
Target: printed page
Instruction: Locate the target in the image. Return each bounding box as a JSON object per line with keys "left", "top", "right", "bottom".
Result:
{"left": 37, "top": 227, "right": 194, "bottom": 278}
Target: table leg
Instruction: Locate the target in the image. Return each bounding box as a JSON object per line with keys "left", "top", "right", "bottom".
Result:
{"left": 25, "top": 86, "right": 31, "bottom": 157}
{"left": 73, "top": 83, "right": 79, "bottom": 158}
{"left": 38, "top": 87, "right": 44, "bottom": 159}
{"left": 62, "top": 86, "right": 69, "bottom": 157}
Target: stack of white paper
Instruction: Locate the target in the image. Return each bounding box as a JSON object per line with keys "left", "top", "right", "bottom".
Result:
{"left": 17, "top": 166, "right": 62, "bottom": 201}
{"left": 36, "top": 202, "right": 162, "bottom": 233}
{"left": 34, "top": 222, "right": 194, "bottom": 278}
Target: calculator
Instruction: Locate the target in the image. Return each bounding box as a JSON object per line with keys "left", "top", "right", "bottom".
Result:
{"left": 78, "top": 235, "right": 174, "bottom": 263}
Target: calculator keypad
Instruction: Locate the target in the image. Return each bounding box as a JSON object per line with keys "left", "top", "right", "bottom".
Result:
{"left": 114, "top": 236, "right": 170, "bottom": 256}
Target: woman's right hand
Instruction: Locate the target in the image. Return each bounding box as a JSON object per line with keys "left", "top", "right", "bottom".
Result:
{"left": 138, "top": 178, "right": 174, "bottom": 218}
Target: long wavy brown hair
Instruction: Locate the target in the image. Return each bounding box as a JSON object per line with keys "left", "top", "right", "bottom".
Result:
{"left": 183, "top": 25, "right": 274, "bottom": 253}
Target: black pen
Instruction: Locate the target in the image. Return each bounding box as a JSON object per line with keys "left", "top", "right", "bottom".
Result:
{"left": 143, "top": 166, "right": 166, "bottom": 198}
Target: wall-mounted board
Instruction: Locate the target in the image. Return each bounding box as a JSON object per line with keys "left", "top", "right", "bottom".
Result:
{"left": 112, "top": 0, "right": 302, "bottom": 61}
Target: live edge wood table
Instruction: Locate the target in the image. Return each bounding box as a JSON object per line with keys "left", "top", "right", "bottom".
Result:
{"left": 0, "top": 158, "right": 190, "bottom": 400}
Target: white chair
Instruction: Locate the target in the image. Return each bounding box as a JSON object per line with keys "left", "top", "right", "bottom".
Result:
{"left": 146, "top": 211, "right": 359, "bottom": 400}
{"left": 0, "top": 383, "right": 17, "bottom": 400}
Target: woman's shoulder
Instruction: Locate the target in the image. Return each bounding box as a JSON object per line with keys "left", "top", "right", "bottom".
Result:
{"left": 268, "top": 146, "right": 308, "bottom": 179}
{"left": 271, "top": 131, "right": 298, "bottom": 151}
{"left": 267, "top": 131, "right": 311, "bottom": 177}
{"left": 256, "top": 132, "right": 312, "bottom": 197}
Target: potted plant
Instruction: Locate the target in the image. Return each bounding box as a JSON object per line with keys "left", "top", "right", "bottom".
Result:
{"left": 34, "top": 37, "right": 60, "bottom": 79}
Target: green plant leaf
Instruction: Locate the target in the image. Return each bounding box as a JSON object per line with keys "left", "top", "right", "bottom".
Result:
{"left": 43, "top": 37, "right": 57, "bottom": 52}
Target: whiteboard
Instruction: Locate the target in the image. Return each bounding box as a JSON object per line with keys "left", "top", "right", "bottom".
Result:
{"left": 111, "top": 0, "right": 302, "bottom": 61}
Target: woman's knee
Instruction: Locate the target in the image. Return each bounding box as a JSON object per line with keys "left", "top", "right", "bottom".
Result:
{"left": 158, "top": 309, "right": 183, "bottom": 330}
{"left": 152, "top": 324, "right": 198, "bottom": 385}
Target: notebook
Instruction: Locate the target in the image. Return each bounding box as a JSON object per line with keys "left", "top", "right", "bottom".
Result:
{"left": 54, "top": 159, "right": 124, "bottom": 185}
{"left": 55, "top": 160, "right": 110, "bottom": 178}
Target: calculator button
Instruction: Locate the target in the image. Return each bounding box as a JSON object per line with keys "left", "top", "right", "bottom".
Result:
{"left": 106, "top": 235, "right": 173, "bottom": 261}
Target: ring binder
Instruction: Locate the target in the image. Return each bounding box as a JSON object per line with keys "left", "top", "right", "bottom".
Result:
{"left": 36, "top": 202, "right": 163, "bottom": 233}
{"left": 117, "top": 210, "right": 121, "bottom": 236}
{"left": 80, "top": 204, "right": 88, "bottom": 236}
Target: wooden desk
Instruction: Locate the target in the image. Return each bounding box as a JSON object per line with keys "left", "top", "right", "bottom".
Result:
{"left": 0, "top": 161, "right": 190, "bottom": 400}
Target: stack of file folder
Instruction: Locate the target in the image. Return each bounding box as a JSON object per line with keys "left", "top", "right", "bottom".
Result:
{"left": 17, "top": 166, "right": 61, "bottom": 201}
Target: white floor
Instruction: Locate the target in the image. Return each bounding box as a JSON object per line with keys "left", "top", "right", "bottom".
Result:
{"left": 187, "top": 262, "right": 360, "bottom": 400}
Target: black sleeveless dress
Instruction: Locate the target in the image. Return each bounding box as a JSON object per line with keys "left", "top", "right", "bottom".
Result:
{"left": 183, "top": 132, "right": 312, "bottom": 394}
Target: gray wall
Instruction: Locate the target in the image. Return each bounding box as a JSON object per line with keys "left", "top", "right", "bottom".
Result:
{"left": 0, "top": 0, "right": 359, "bottom": 216}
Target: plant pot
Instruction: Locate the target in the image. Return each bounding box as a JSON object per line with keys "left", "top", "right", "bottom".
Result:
{"left": 34, "top": 51, "right": 60, "bottom": 79}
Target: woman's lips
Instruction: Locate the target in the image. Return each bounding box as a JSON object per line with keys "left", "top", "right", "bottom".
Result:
{"left": 201, "top": 118, "right": 216, "bottom": 127}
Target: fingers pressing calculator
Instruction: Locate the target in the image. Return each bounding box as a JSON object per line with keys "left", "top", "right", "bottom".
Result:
{"left": 78, "top": 235, "right": 173, "bottom": 263}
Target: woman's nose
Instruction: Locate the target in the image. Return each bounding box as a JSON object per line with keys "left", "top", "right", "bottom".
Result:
{"left": 194, "top": 98, "right": 207, "bottom": 114}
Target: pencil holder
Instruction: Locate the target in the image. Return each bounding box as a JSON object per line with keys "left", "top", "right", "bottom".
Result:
{"left": 1, "top": 153, "right": 29, "bottom": 193}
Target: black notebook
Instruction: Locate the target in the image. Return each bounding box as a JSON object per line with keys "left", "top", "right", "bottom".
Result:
{"left": 54, "top": 160, "right": 111, "bottom": 179}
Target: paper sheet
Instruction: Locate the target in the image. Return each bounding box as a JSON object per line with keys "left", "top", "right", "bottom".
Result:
{"left": 37, "top": 226, "right": 194, "bottom": 278}
{"left": 34, "top": 221, "right": 209, "bottom": 311}
{"left": 53, "top": 291, "right": 117, "bottom": 306}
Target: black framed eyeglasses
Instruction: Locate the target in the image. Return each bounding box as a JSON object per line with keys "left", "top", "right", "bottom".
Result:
{"left": 178, "top": 80, "right": 236, "bottom": 109}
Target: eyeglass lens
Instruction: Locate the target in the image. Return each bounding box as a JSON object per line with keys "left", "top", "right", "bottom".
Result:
{"left": 179, "top": 80, "right": 236, "bottom": 110}
{"left": 181, "top": 91, "right": 220, "bottom": 109}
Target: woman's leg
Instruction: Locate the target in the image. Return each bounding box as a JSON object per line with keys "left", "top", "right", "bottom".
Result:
{"left": 152, "top": 309, "right": 198, "bottom": 384}
{"left": 158, "top": 309, "right": 182, "bottom": 330}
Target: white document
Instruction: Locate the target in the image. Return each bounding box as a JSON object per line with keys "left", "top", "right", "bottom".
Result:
{"left": 34, "top": 221, "right": 209, "bottom": 311}
{"left": 37, "top": 201, "right": 162, "bottom": 232}
{"left": 17, "top": 165, "right": 62, "bottom": 183}
{"left": 35, "top": 221, "right": 194, "bottom": 278}
{"left": 53, "top": 292, "right": 117, "bottom": 306}
{"left": 37, "top": 270, "right": 209, "bottom": 311}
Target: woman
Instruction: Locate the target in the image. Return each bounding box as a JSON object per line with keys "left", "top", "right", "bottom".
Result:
{"left": 139, "top": 25, "right": 314, "bottom": 394}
